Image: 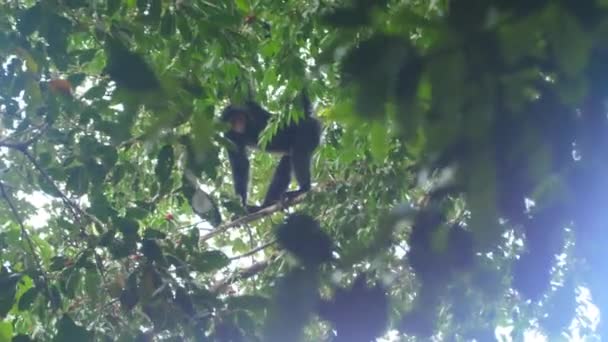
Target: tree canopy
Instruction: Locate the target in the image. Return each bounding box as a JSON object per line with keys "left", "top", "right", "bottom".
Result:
{"left": 1, "top": 0, "right": 608, "bottom": 341}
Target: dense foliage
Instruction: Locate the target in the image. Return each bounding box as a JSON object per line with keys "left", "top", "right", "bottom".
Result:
{"left": 1, "top": 0, "right": 608, "bottom": 341}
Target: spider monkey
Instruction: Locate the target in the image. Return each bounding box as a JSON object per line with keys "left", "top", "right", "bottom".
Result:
{"left": 221, "top": 91, "right": 321, "bottom": 213}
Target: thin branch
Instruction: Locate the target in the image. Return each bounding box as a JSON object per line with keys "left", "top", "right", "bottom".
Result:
{"left": 19, "top": 149, "right": 111, "bottom": 291}
{"left": 199, "top": 192, "right": 308, "bottom": 243}
{"left": 210, "top": 252, "right": 284, "bottom": 294}
{"left": 21, "top": 149, "right": 105, "bottom": 229}
{"left": 2, "top": 130, "right": 112, "bottom": 294}
{"left": 230, "top": 239, "right": 277, "bottom": 261}
{"left": 0, "top": 181, "right": 53, "bottom": 304}
{"left": 175, "top": 220, "right": 215, "bottom": 232}
{"left": 0, "top": 123, "right": 48, "bottom": 150}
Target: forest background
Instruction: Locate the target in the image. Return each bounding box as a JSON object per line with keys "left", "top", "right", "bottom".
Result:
{"left": 1, "top": 0, "right": 608, "bottom": 341}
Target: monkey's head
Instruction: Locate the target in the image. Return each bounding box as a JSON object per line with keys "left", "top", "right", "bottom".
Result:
{"left": 221, "top": 106, "right": 248, "bottom": 134}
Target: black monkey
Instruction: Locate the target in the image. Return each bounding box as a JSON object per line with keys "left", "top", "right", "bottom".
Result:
{"left": 221, "top": 92, "right": 321, "bottom": 213}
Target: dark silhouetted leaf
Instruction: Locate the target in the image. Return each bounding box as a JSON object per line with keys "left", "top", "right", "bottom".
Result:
{"left": 322, "top": 8, "right": 370, "bottom": 27}
{"left": 143, "top": 229, "right": 167, "bottom": 239}
{"left": 177, "top": 15, "right": 193, "bottom": 42}
{"left": 50, "top": 256, "right": 70, "bottom": 271}
{"left": 141, "top": 239, "right": 164, "bottom": 264}
{"left": 106, "top": 0, "right": 121, "bottom": 15}
{"left": 148, "top": 0, "right": 162, "bottom": 25}
{"left": 174, "top": 286, "right": 195, "bottom": 316}
{"left": 116, "top": 217, "right": 140, "bottom": 241}
{"left": 0, "top": 272, "right": 21, "bottom": 317}
{"left": 17, "top": 3, "right": 42, "bottom": 36}
{"left": 65, "top": 0, "right": 88, "bottom": 9}
{"left": 226, "top": 295, "right": 270, "bottom": 314}
{"left": 265, "top": 268, "right": 319, "bottom": 342}
{"left": 18, "top": 287, "right": 39, "bottom": 311}
{"left": 104, "top": 38, "right": 160, "bottom": 91}
{"left": 190, "top": 251, "right": 230, "bottom": 273}
{"left": 155, "top": 145, "right": 174, "bottom": 189}
{"left": 66, "top": 166, "right": 89, "bottom": 196}
{"left": 120, "top": 272, "right": 139, "bottom": 311}
{"left": 275, "top": 213, "right": 332, "bottom": 266}
{"left": 53, "top": 315, "right": 92, "bottom": 341}
{"left": 160, "top": 12, "right": 176, "bottom": 37}
{"left": 13, "top": 334, "right": 34, "bottom": 342}
{"left": 318, "top": 275, "right": 389, "bottom": 342}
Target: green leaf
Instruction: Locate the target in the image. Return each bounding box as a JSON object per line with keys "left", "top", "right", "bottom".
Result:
{"left": 126, "top": 207, "right": 149, "bottom": 220}
{"left": 107, "top": 0, "right": 121, "bottom": 15}
{"left": 99, "top": 145, "right": 119, "bottom": 170}
{"left": 0, "top": 321, "right": 12, "bottom": 342}
{"left": 143, "top": 229, "right": 167, "bottom": 239}
{"left": 148, "top": 0, "right": 162, "bottom": 25}
{"left": 65, "top": 0, "right": 88, "bottom": 9}
{"left": 174, "top": 287, "right": 195, "bottom": 316}
{"left": 64, "top": 270, "right": 81, "bottom": 298}
{"left": 160, "top": 12, "right": 176, "bottom": 37}
{"left": 190, "top": 251, "right": 230, "bottom": 273}
{"left": 104, "top": 39, "right": 160, "bottom": 91}
{"left": 85, "top": 271, "right": 101, "bottom": 303}
{"left": 53, "top": 315, "right": 92, "bottom": 342}
{"left": 235, "top": 0, "right": 249, "bottom": 12}
{"left": 18, "top": 287, "right": 38, "bottom": 311}
{"left": 322, "top": 7, "right": 369, "bottom": 27}
{"left": 264, "top": 268, "right": 319, "bottom": 342}
{"left": 116, "top": 218, "right": 139, "bottom": 240}
{"left": 13, "top": 334, "right": 33, "bottom": 342}
{"left": 89, "top": 192, "right": 117, "bottom": 222}
{"left": 141, "top": 239, "right": 164, "bottom": 263}
{"left": 50, "top": 256, "right": 69, "bottom": 271}
{"left": 545, "top": 8, "right": 591, "bottom": 77}
{"left": 275, "top": 214, "right": 332, "bottom": 266}
{"left": 177, "top": 15, "right": 193, "bottom": 42}
{"left": 369, "top": 122, "right": 389, "bottom": 162}
{"left": 44, "top": 14, "right": 72, "bottom": 63}
{"left": 68, "top": 73, "right": 86, "bottom": 87}
{"left": 66, "top": 166, "right": 89, "bottom": 196}
{"left": 137, "top": 0, "right": 148, "bottom": 12}
{"left": 155, "top": 145, "right": 174, "bottom": 188}
{"left": 83, "top": 85, "right": 106, "bottom": 100}
{"left": 17, "top": 3, "right": 42, "bottom": 36}
{"left": 226, "top": 295, "right": 270, "bottom": 313}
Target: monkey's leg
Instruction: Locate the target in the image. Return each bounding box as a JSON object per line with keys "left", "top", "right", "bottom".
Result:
{"left": 259, "top": 155, "right": 292, "bottom": 209}
{"left": 227, "top": 147, "right": 250, "bottom": 207}
{"left": 285, "top": 150, "right": 312, "bottom": 201}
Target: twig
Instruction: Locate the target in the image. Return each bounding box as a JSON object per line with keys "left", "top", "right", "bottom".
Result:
{"left": 0, "top": 123, "right": 48, "bottom": 150}
{"left": 175, "top": 220, "right": 215, "bottom": 232}
{"left": 19, "top": 149, "right": 110, "bottom": 292}
{"left": 210, "top": 252, "right": 284, "bottom": 294}
{"left": 21, "top": 149, "right": 105, "bottom": 229}
{"left": 0, "top": 181, "right": 53, "bottom": 304}
{"left": 199, "top": 192, "right": 308, "bottom": 243}
{"left": 1, "top": 129, "right": 111, "bottom": 295}
{"left": 230, "top": 239, "right": 277, "bottom": 261}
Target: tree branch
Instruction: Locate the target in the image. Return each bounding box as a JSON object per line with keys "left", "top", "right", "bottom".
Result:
{"left": 210, "top": 252, "right": 284, "bottom": 294}
{"left": 230, "top": 239, "right": 276, "bottom": 261}
{"left": 0, "top": 123, "right": 48, "bottom": 150}
{"left": 199, "top": 192, "right": 308, "bottom": 243}
{"left": 0, "top": 181, "right": 53, "bottom": 306}
{"left": 1, "top": 128, "right": 112, "bottom": 296}
{"left": 21, "top": 149, "right": 105, "bottom": 229}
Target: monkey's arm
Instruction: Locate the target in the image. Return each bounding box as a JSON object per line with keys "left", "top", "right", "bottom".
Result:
{"left": 228, "top": 147, "right": 250, "bottom": 206}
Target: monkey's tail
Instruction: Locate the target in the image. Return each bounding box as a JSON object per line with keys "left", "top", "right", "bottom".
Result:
{"left": 301, "top": 88, "right": 313, "bottom": 117}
